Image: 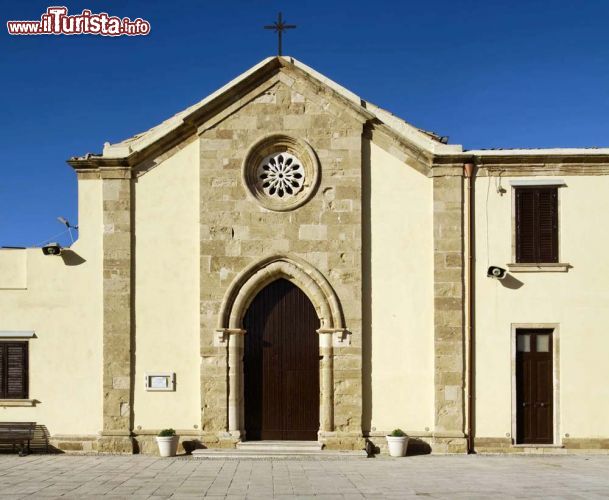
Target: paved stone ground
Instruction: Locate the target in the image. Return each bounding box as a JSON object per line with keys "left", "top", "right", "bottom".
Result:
{"left": 0, "top": 454, "right": 608, "bottom": 499}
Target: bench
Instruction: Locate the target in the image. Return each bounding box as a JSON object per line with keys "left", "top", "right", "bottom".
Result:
{"left": 0, "top": 422, "right": 36, "bottom": 455}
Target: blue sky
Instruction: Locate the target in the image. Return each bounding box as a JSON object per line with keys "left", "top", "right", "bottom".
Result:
{"left": 1, "top": 0, "right": 608, "bottom": 247}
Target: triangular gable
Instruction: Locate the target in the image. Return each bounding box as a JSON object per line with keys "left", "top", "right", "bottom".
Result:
{"left": 68, "top": 56, "right": 462, "bottom": 172}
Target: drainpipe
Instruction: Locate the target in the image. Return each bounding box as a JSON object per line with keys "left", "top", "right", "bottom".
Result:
{"left": 463, "top": 161, "right": 475, "bottom": 454}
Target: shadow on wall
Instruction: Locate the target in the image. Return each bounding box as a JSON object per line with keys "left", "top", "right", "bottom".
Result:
{"left": 60, "top": 249, "right": 86, "bottom": 266}
{"left": 500, "top": 274, "right": 524, "bottom": 290}
{"left": 181, "top": 440, "right": 206, "bottom": 455}
{"left": 0, "top": 425, "right": 63, "bottom": 454}
{"left": 405, "top": 438, "right": 433, "bottom": 456}
{"left": 132, "top": 438, "right": 206, "bottom": 456}
{"left": 365, "top": 437, "right": 432, "bottom": 457}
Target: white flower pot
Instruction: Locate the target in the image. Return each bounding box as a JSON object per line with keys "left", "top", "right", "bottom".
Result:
{"left": 156, "top": 436, "right": 179, "bottom": 457}
{"left": 386, "top": 435, "right": 408, "bottom": 457}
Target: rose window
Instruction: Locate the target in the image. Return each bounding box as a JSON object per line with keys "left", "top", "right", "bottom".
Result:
{"left": 256, "top": 152, "right": 305, "bottom": 199}
{"left": 242, "top": 134, "right": 319, "bottom": 211}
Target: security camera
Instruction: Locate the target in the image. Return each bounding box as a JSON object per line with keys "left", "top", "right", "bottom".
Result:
{"left": 42, "top": 242, "right": 62, "bottom": 256}
{"left": 487, "top": 266, "right": 507, "bottom": 280}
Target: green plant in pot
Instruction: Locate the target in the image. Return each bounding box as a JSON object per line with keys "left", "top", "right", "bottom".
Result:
{"left": 156, "top": 428, "right": 179, "bottom": 457}
{"left": 386, "top": 428, "right": 409, "bottom": 457}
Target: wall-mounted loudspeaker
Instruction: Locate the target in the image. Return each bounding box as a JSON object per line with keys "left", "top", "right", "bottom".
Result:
{"left": 42, "top": 242, "right": 62, "bottom": 256}
{"left": 487, "top": 266, "right": 507, "bottom": 280}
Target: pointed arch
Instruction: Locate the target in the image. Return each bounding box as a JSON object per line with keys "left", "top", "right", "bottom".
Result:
{"left": 218, "top": 254, "right": 344, "bottom": 330}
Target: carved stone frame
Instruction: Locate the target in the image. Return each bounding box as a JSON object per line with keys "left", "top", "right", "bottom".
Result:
{"left": 216, "top": 254, "right": 346, "bottom": 441}
{"left": 510, "top": 323, "right": 561, "bottom": 447}
{"left": 241, "top": 134, "right": 320, "bottom": 212}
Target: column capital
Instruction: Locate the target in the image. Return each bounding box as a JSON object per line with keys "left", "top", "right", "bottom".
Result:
{"left": 317, "top": 328, "right": 351, "bottom": 347}
{"left": 214, "top": 328, "right": 246, "bottom": 346}
{"left": 316, "top": 327, "right": 345, "bottom": 334}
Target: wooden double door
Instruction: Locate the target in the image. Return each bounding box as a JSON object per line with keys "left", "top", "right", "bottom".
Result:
{"left": 516, "top": 329, "right": 554, "bottom": 444}
{"left": 243, "top": 279, "right": 320, "bottom": 441}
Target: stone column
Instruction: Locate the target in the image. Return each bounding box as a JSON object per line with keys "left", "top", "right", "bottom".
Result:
{"left": 317, "top": 329, "right": 334, "bottom": 433}
{"left": 227, "top": 329, "right": 245, "bottom": 438}
{"left": 432, "top": 175, "right": 467, "bottom": 453}
{"left": 98, "top": 172, "right": 134, "bottom": 453}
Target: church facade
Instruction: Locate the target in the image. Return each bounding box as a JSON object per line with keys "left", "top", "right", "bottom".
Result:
{"left": 1, "top": 56, "right": 608, "bottom": 454}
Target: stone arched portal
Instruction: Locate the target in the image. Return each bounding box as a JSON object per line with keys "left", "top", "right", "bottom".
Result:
{"left": 216, "top": 254, "right": 347, "bottom": 439}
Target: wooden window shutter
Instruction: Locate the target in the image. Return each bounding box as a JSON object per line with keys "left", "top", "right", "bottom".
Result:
{"left": 0, "top": 344, "right": 5, "bottom": 399}
{"left": 516, "top": 189, "right": 537, "bottom": 263}
{"left": 516, "top": 187, "right": 558, "bottom": 263}
{"left": 5, "top": 343, "right": 28, "bottom": 399}
{"left": 537, "top": 188, "right": 558, "bottom": 262}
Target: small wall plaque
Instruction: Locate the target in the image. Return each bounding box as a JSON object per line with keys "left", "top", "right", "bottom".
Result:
{"left": 145, "top": 372, "right": 175, "bottom": 392}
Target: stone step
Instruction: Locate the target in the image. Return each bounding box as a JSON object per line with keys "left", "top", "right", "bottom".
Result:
{"left": 236, "top": 440, "right": 323, "bottom": 452}
{"left": 192, "top": 441, "right": 367, "bottom": 459}
{"left": 192, "top": 448, "right": 367, "bottom": 459}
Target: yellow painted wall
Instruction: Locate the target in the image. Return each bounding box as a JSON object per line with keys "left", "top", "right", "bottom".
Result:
{"left": 368, "top": 141, "right": 434, "bottom": 433}
{"left": 0, "top": 179, "right": 103, "bottom": 435}
{"left": 0, "top": 250, "right": 27, "bottom": 289}
{"left": 5, "top": 135, "right": 607, "bottom": 448}
{"left": 133, "top": 140, "right": 201, "bottom": 431}
{"left": 475, "top": 176, "right": 609, "bottom": 440}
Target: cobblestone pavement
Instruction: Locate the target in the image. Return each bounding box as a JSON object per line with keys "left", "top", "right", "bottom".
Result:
{"left": 0, "top": 454, "right": 608, "bottom": 499}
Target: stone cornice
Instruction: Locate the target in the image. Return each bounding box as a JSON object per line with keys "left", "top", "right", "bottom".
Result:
{"left": 67, "top": 122, "right": 197, "bottom": 175}
{"left": 67, "top": 57, "right": 445, "bottom": 176}
{"left": 67, "top": 58, "right": 378, "bottom": 174}
{"left": 365, "top": 122, "right": 433, "bottom": 176}
{"left": 71, "top": 166, "right": 134, "bottom": 180}
{"left": 284, "top": 63, "right": 375, "bottom": 125}
{"left": 67, "top": 51, "right": 609, "bottom": 179}
{"left": 432, "top": 152, "right": 609, "bottom": 176}
{"left": 67, "top": 59, "right": 285, "bottom": 173}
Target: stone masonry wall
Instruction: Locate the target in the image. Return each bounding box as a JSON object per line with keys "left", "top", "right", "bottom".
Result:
{"left": 199, "top": 70, "right": 364, "bottom": 447}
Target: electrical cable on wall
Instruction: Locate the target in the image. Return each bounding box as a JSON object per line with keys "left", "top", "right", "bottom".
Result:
{"left": 485, "top": 171, "right": 492, "bottom": 269}
{"left": 484, "top": 168, "right": 507, "bottom": 269}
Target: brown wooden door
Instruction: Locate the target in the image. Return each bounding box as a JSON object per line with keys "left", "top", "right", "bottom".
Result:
{"left": 243, "top": 279, "right": 320, "bottom": 441}
{"left": 516, "top": 329, "right": 553, "bottom": 444}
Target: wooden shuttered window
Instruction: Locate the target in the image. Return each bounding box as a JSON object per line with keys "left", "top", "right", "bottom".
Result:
{"left": 515, "top": 187, "right": 559, "bottom": 263}
{"left": 0, "top": 342, "right": 28, "bottom": 399}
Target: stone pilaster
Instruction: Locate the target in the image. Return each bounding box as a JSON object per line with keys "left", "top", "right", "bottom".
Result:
{"left": 200, "top": 344, "right": 231, "bottom": 445}
{"left": 432, "top": 175, "right": 467, "bottom": 453}
{"left": 99, "top": 173, "right": 134, "bottom": 453}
